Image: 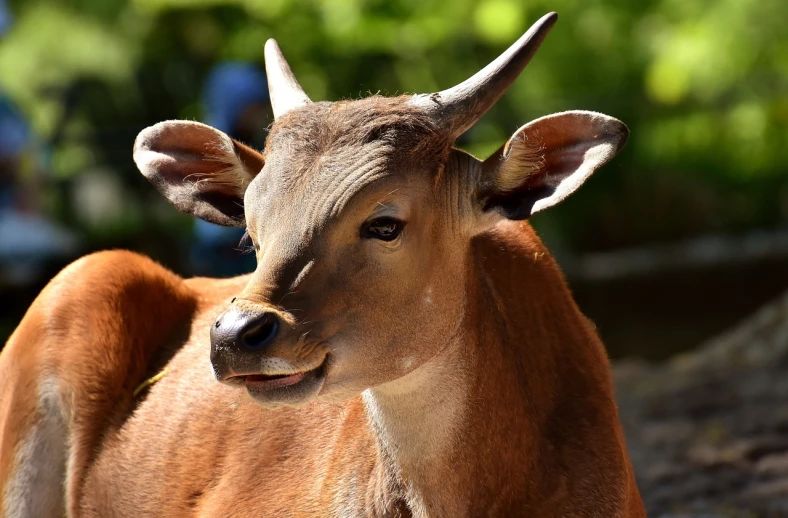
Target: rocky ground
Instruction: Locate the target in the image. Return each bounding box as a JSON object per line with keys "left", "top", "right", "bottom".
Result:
{"left": 615, "top": 290, "right": 788, "bottom": 517}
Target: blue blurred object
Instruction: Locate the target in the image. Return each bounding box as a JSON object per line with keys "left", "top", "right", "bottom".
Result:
{"left": 191, "top": 62, "right": 268, "bottom": 277}
{"left": 0, "top": 93, "right": 31, "bottom": 212}
{"left": 202, "top": 62, "right": 268, "bottom": 134}
{"left": 0, "top": 1, "right": 24, "bottom": 169}
{"left": 0, "top": 95, "right": 29, "bottom": 160}
{"left": 0, "top": 57, "right": 79, "bottom": 283}
{"left": 0, "top": 0, "right": 12, "bottom": 37}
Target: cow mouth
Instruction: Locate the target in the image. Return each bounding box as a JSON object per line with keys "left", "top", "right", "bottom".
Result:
{"left": 230, "top": 357, "right": 329, "bottom": 407}
{"left": 244, "top": 371, "right": 307, "bottom": 389}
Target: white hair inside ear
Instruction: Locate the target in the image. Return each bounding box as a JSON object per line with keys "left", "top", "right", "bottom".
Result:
{"left": 477, "top": 110, "right": 629, "bottom": 225}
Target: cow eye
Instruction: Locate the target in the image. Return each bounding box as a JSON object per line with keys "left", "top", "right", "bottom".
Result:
{"left": 362, "top": 217, "right": 404, "bottom": 242}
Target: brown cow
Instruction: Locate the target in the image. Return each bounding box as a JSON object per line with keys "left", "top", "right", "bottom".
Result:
{"left": 0, "top": 12, "right": 645, "bottom": 517}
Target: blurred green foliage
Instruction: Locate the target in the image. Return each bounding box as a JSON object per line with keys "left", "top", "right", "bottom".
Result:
{"left": 1, "top": 0, "right": 786, "bottom": 253}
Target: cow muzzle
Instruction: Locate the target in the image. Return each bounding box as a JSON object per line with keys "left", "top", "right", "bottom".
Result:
{"left": 210, "top": 305, "right": 329, "bottom": 407}
{"left": 212, "top": 309, "right": 281, "bottom": 354}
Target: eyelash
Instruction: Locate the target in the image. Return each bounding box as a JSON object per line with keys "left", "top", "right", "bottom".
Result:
{"left": 237, "top": 230, "right": 256, "bottom": 254}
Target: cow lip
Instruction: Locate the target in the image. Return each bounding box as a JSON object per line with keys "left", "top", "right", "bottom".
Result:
{"left": 225, "top": 355, "right": 329, "bottom": 386}
{"left": 230, "top": 356, "right": 330, "bottom": 406}
{"left": 243, "top": 371, "right": 307, "bottom": 389}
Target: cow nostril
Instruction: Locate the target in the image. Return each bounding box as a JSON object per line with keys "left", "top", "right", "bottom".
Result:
{"left": 241, "top": 314, "right": 280, "bottom": 350}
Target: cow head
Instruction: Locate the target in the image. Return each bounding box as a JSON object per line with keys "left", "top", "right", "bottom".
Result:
{"left": 133, "top": 13, "right": 628, "bottom": 408}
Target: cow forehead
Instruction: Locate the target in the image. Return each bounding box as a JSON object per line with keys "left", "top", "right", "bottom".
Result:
{"left": 264, "top": 96, "right": 440, "bottom": 150}
{"left": 245, "top": 96, "right": 449, "bottom": 238}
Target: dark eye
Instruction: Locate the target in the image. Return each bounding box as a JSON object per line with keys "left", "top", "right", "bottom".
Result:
{"left": 362, "top": 217, "right": 404, "bottom": 242}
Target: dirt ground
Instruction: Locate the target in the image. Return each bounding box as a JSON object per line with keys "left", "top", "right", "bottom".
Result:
{"left": 615, "top": 290, "right": 788, "bottom": 517}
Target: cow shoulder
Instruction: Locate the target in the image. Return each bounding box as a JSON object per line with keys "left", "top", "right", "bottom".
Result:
{"left": 35, "top": 250, "right": 198, "bottom": 409}
{"left": 1, "top": 250, "right": 199, "bottom": 515}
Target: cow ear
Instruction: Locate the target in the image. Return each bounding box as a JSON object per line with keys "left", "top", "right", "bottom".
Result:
{"left": 478, "top": 111, "right": 628, "bottom": 222}
{"left": 133, "top": 120, "right": 265, "bottom": 227}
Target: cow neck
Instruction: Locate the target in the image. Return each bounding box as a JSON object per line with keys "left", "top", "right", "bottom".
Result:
{"left": 361, "top": 223, "right": 596, "bottom": 516}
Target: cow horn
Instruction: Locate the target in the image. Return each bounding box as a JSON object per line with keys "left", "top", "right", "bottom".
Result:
{"left": 264, "top": 39, "right": 311, "bottom": 119}
{"left": 411, "top": 12, "right": 558, "bottom": 140}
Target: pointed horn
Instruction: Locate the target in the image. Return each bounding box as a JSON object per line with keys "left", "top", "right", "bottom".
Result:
{"left": 264, "top": 39, "right": 311, "bottom": 119}
{"left": 411, "top": 12, "right": 558, "bottom": 139}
